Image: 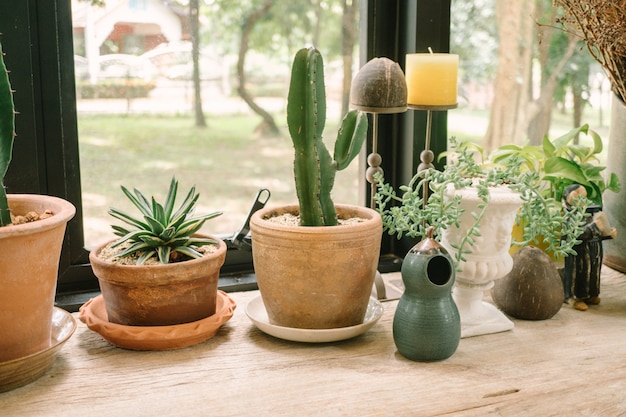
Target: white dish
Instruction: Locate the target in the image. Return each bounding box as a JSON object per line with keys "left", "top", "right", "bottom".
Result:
{"left": 245, "top": 296, "right": 383, "bottom": 343}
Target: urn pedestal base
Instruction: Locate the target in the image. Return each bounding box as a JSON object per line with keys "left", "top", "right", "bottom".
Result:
{"left": 453, "top": 281, "right": 513, "bottom": 338}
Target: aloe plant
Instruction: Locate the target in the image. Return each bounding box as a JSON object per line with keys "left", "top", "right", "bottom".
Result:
{"left": 108, "top": 177, "right": 222, "bottom": 265}
{"left": 287, "top": 47, "right": 368, "bottom": 226}
{"left": 0, "top": 40, "right": 16, "bottom": 226}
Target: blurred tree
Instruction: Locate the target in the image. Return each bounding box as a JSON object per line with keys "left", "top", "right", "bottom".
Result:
{"left": 341, "top": 0, "right": 359, "bottom": 117}
{"left": 205, "top": 0, "right": 355, "bottom": 132}
{"left": 525, "top": 0, "right": 579, "bottom": 145}
{"left": 482, "top": 0, "right": 536, "bottom": 151}
{"left": 190, "top": 0, "right": 206, "bottom": 127}
{"left": 236, "top": 0, "right": 279, "bottom": 135}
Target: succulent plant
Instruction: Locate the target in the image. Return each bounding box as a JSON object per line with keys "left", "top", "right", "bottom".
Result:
{"left": 108, "top": 177, "right": 222, "bottom": 265}
{"left": 287, "top": 47, "right": 368, "bottom": 226}
{"left": 375, "top": 138, "right": 590, "bottom": 264}
{"left": 0, "top": 39, "right": 16, "bottom": 226}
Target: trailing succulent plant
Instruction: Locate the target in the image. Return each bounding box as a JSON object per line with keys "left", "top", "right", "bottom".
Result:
{"left": 374, "top": 138, "right": 590, "bottom": 265}
{"left": 0, "top": 39, "right": 16, "bottom": 226}
{"left": 287, "top": 47, "right": 368, "bottom": 226}
{"left": 108, "top": 177, "right": 222, "bottom": 265}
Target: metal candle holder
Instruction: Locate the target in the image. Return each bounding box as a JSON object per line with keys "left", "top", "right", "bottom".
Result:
{"left": 407, "top": 103, "right": 458, "bottom": 202}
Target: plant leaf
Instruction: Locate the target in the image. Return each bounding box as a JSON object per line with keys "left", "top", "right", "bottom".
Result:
{"left": 108, "top": 207, "right": 151, "bottom": 230}
{"left": 175, "top": 246, "right": 203, "bottom": 259}
{"left": 121, "top": 185, "right": 152, "bottom": 217}
{"left": 163, "top": 177, "right": 178, "bottom": 222}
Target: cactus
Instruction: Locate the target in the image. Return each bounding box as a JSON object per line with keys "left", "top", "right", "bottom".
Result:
{"left": 0, "top": 39, "right": 16, "bottom": 226}
{"left": 287, "top": 47, "right": 368, "bottom": 226}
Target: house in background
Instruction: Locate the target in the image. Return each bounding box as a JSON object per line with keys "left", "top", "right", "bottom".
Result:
{"left": 72, "top": 0, "right": 188, "bottom": 81}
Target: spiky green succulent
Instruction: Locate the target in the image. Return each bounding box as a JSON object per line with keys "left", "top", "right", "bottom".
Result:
{"left": 109, "top": 177, "right": 222, "bottom": 265}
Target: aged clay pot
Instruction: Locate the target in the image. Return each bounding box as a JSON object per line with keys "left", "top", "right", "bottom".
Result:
{"left": 250, "top": 204, "right": 382, "bottom": 329}
{"left": 90, "top": 235, "right": 226, "bottom": 326}
{"left": 0, "top": 194, "right": 76, "bottom": 362}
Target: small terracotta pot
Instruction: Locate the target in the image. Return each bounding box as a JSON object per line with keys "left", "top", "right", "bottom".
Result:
{"left": 0, "top": 194, "right": 75, "bottom": 362}
{"left": 250, "top": 204, "right": 382, "bottom": 329}
{"left": 90, "top": 235, "right": 226, "bottom": 326}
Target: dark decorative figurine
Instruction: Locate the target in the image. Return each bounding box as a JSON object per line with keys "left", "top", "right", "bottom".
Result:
{"left": 562, "top": 184, "right": 617, "bottom": 311}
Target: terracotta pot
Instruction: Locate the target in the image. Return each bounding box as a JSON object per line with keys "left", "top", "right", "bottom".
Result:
{"left": 250, "top": 204, "right": 382, "bottom": 329}
{"left": 0, "top": 194, "right": 76, "bottom": 362}
{"left": 90, "top": 235, "right": 226, "bottom": 326}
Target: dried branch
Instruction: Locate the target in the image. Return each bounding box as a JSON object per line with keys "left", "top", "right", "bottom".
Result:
{"left": 555, "top": 0, "right": 626, "bottom": 102}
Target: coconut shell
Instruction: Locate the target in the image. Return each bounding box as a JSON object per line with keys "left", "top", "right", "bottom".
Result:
{"left": 492, "top": 246, "right": 563, "bottom": 320}
{"left": 350, "top": 57, "right": 407, "bottom": 113}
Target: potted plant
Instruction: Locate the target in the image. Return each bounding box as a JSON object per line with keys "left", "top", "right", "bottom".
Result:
{"left": 374, "top": 139, "right": 589, "bottom": 336}
{"left": 489, "top": 124, "right": 619, "bottom": 209}
{"left": 471, "top": 124, "right": 620, "bottom": 258}
{"left": 249, "top": 47, "right": 382, "bottom": 330}
{"left": 88, "top": 177, "right": 228, "bottom": 327}
{"left": 0, "top": 38, "right": 76, "bottom": 383}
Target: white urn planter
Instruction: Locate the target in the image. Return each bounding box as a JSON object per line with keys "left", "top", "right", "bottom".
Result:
{"left": 440, "top": 185, "right": 522, "bottom": 338}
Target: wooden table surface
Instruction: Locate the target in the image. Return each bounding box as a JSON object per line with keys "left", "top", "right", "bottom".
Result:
{"left": 2, "top": 268, "right": 626, "bottom": 416}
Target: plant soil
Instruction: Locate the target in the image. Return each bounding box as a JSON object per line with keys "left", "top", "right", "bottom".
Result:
{"left": 9, "top": 209, "right": 54, "bottom": 225}
{"left": 265, "top": 213, "right": 366, "bottom": 226}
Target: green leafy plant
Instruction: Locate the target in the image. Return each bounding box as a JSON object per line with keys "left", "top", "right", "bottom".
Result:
{"left": 0, "top": 39, "right": 16, "bottom": 226}
{"left": 489, "top": 124, "right": 620, "bottom": 205}
{"left": 108, "top": 177, "right": 222, "bottom": 265}
{"left": 287, "top": 47, "right": 368, "bottom": 226}
{"left": 374, "top": 138, "right": 589, "bottom": 265}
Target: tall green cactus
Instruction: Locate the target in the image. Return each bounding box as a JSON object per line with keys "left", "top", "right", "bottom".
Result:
{"left": 287, "top": 47, "right": 368, "bottom": 226}
{"left": 0, "top": 39, "right": 16, "bottom": 226}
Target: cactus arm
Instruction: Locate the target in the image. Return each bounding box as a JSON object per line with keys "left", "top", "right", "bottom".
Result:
{"left": 0, "top": 40, "right": 16, "bottom": 226}
{"left": 334, "top": 110, "right": 369, "bottom": 170}
{"left": 318, "top": 143, "right": 337, "bottom": 226}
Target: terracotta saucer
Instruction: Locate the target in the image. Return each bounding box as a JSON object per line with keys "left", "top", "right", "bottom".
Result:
{"left": 79, "top": 291, "right": 236, "bottom": 350}
{"left": 0, "top": 307, "right": 77, "bottom": 393}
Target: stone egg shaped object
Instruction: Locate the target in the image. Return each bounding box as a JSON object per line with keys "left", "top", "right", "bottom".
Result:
{"left": 492, "top": 246, "right": 564, "bottom": 320}
{"left": 350, "top": 57, "right": 407, "bottom": 113}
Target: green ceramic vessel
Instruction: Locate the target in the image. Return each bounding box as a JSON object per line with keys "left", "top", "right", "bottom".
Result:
{"left": 393, "top": 228, "right": 461, "bottom": 361}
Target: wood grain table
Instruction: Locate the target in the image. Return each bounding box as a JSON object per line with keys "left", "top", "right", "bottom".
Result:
{"left": 2, "top": 268, "right": 626, "bottom": 416}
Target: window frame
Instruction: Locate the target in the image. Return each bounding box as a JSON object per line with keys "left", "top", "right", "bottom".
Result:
{"left": 1, "top": 0, "right": 451, "bottom": 303}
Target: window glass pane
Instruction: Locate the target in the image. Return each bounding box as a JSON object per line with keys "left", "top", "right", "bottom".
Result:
{"left": 72, "top": 0, "right": 362, "bottom": 248}
{"left": 449, "top": 0, "right": 610, "bottom": 156}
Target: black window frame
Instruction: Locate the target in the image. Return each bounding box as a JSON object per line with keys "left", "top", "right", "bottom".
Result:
{"left": 0, "top": 0, "right": 451, "bottom": 306}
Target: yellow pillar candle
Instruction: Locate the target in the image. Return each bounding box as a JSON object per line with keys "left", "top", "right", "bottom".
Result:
{"left": 405, "top": 53, "right": 458, "bottom": 107}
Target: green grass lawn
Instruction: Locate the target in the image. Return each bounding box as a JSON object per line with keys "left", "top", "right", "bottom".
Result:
{"left": 78, "top": 112, "right": 361, "bottom": 247}
{"left": 78, "top": 104, "right": 611, "bottom": 248}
